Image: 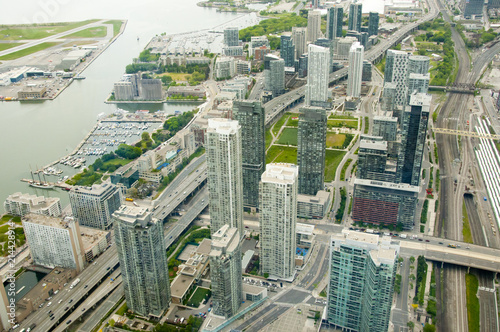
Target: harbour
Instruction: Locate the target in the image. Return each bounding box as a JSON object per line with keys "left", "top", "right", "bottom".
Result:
{"left": 0, "top": 0, "right": 266, "bottom": 207}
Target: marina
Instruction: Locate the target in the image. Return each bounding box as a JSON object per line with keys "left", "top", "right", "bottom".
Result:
{"left": 25, "top": 110, "right": 168, "bottom": 191}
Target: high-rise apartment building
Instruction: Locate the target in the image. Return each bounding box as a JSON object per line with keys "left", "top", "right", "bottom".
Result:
{"left": 407, "top": 73, "right": 430, "bottom": 98}
{"left": 327, "top": 6, "right": 343, "bottom": 40}
{"left": 382, "top": 81, "right": 397, "bottom": 112}
{"left": 348, "top": 3, "right": 362, "bottom": 32}
{"left": 232, "top": 100, "right": 265, "bottom": 209}
{"left": 398, "top": 93, "right": 431, "bottom": 186}
{"left": 4, "top": 192, "right": 61, "bottom": 217}
{"left": 336, "top": 36, "right": 358, "bottom": 57}
{"left": 22, "top": 214, "right": 85, "bottom": 272}
{"left": 346, "top": 30, "right": 368, "bottom": 48}
{"left": 352, "top": 179, "right": 419, "bottom": 229}
{"left": 69, "top": 182, "right": 123, "bottom": 230}
{"left": 368, "top": 12, "right": 379, "bottom": 36}
{"left": 362, "top": 60, "right": 372, "bottom": 81}
{"left": 297, "top": 107, "right": 327, "bottom": 195}
{"left": 357, "top": 139, "right": 390, "bottom": 181}
{"left": 224, "top": 27, "right": 239, "bottom": 47}
{"left": 305, "top": 44, "right": 330, "bottom": 106}
{"left": 347, "top": 42, "right": 364, "bottom": 98}
{"left": 259, "top": 164, "right": 298, "bottom": 280}
{"left": 113, "top": 206, "right": 171, "bottom": 318}
{"left": 292, "top": 27, "right": 307, "bottom": 60}
{"left": 327, "top": 231, "right": 399, "bottom": 332}
{"left": 209, "top": 225, "right": 242, "bottom": 318}
{"left": 206, "top": 118, "right": 244, "bottom": 237}
{"left": 384, "top": 50, "right": 410, "bottom": 107}
{"left": 314, "top": 38, "right": 335, "bottom": 72}
{"left": 407, "top": 55, "right": 430, "bottom": 75}
{"left": 373, "top": 116, "right": 398, "bottom": 142}
{"left": 280, "top": 34, "right": 295, "bottom": 67}
{"left": 307, "top": 10, "right": 322, "bottom": 43}
{"left": 264, "top": 54, "right": 285, "bottom": 97}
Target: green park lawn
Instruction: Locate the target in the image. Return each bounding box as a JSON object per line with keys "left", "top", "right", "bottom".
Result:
{"left": 266, "top": 146, "right": 297, "bottom": 164}
{"left": 324, "top": 150, "right": 346, "bottom": 182}
{"left": 187, "top": 287, "right": 212, "bottom": 308}
{"left": 276, "top": 128, "right": 297, "bottom": 146}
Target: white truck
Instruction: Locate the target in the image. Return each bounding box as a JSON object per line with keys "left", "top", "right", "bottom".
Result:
{"left": 399, "top": 234, "right": 407, "bottom": 239}
{"left": 69, "top": 278, "right": 80, "bottom": 289}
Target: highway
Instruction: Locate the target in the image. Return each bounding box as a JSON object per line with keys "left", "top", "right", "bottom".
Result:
{"left": 18, "top": 246, "right": 119, "bottom": 331}
{"left": 77, "top": 285, "right": 124, "bottom": 332}
{"left": 54, "top": 273, "right": 122, "bottom": 332}
{"left": 153, "top": 154, "right": 207, "bottom": 220}
{"left": 165, "top": 186, "right": 209, "bottom": 251}
{"left": 262, "top": 0, "right": 440, "bottom": 126}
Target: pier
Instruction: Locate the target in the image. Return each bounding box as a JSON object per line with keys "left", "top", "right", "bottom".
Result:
{"left": 20, "top": 179, "right": 73, "bottom": 191}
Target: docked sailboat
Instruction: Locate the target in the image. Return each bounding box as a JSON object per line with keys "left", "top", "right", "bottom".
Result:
{"left": 28, "top": 170, "right": 54, "bottom": 189}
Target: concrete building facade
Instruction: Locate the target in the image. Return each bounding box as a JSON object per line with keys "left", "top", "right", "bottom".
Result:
{"left": 259, "top": 164, "right": 298, "bottom": 280}
{"left": 22, "top": 214, "right": 85, "bottom": 272}
{"left": 209, "top": 225, "right": 242, "bottom": 319}
{"left": 384, "top": 50, "right": 410, "bottom": 107}
{"left": 205, "top": 119, "right": 244, "bottom": 237}
{"left": 347, "top": 42, "right": 364, "bottom": 98}
{"left": 113, "top": 206, "right": 171, "bottom": 318}
{"left": 305, "top": 44, "right": 330, "bottom": 106}
{"left": 4, "top": 193, "right": 61, "bottom": 217}
{"left": 307, "top": 10, "right": 322, "bottom": 43}
{"left": 292, "top": 27, "right": 307, "bottom": 60}
{"left": 69, "top": 183, "right": 123, "bottom": 230}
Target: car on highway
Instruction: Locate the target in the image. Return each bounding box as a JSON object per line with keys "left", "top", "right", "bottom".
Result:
{"left": 66, "top": 320, "right": 72, "bottom": 324}
{"left": 425, "top": 240, "right": 430, "bottom": 242}
{"left": 84, "top": 285, "right": 88, "bottom": 289}
{"left": 69, "top": 299, "right": 73, "bottom": 303}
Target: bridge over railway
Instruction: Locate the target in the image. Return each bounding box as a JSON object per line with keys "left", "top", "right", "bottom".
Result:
{"left": 429, "top": 83, "right": 477, "bottom": 94}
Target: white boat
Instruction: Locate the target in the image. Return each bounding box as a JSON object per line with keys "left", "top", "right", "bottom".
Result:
{"left": 29, "top": 181, "right": 55, "bottom": 189}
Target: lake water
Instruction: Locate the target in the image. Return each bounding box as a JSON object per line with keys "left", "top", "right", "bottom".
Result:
{"left": 0, "top": 0, "right": 265, "bottom": 207}
{"left": 3, "top": 270, "right": 47, "bottom": 302}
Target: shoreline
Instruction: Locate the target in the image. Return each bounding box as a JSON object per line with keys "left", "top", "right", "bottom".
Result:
{"left": 2, "top": 20, "right": 128, "bottom": 103}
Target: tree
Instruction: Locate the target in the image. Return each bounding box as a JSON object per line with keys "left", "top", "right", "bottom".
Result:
{"left": 109, "top": 319, "right": 115, "bottom": 327}
{"left": 407, "top": 321, "right": 415, "bottom": 331}
{"left": 423, "top": 324, "right": 436, "bottom": 332}
{"left": 410, "top": 256, "right": 415, "bottom": 263}
{"left": 264, "top": 273, "right": 269, "bottom": 278}
{"left": 141, "top": 131, "right": 151, "bottom": 141}
{"left": 161, "top": 75, "right": 173, "bottom": 85}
